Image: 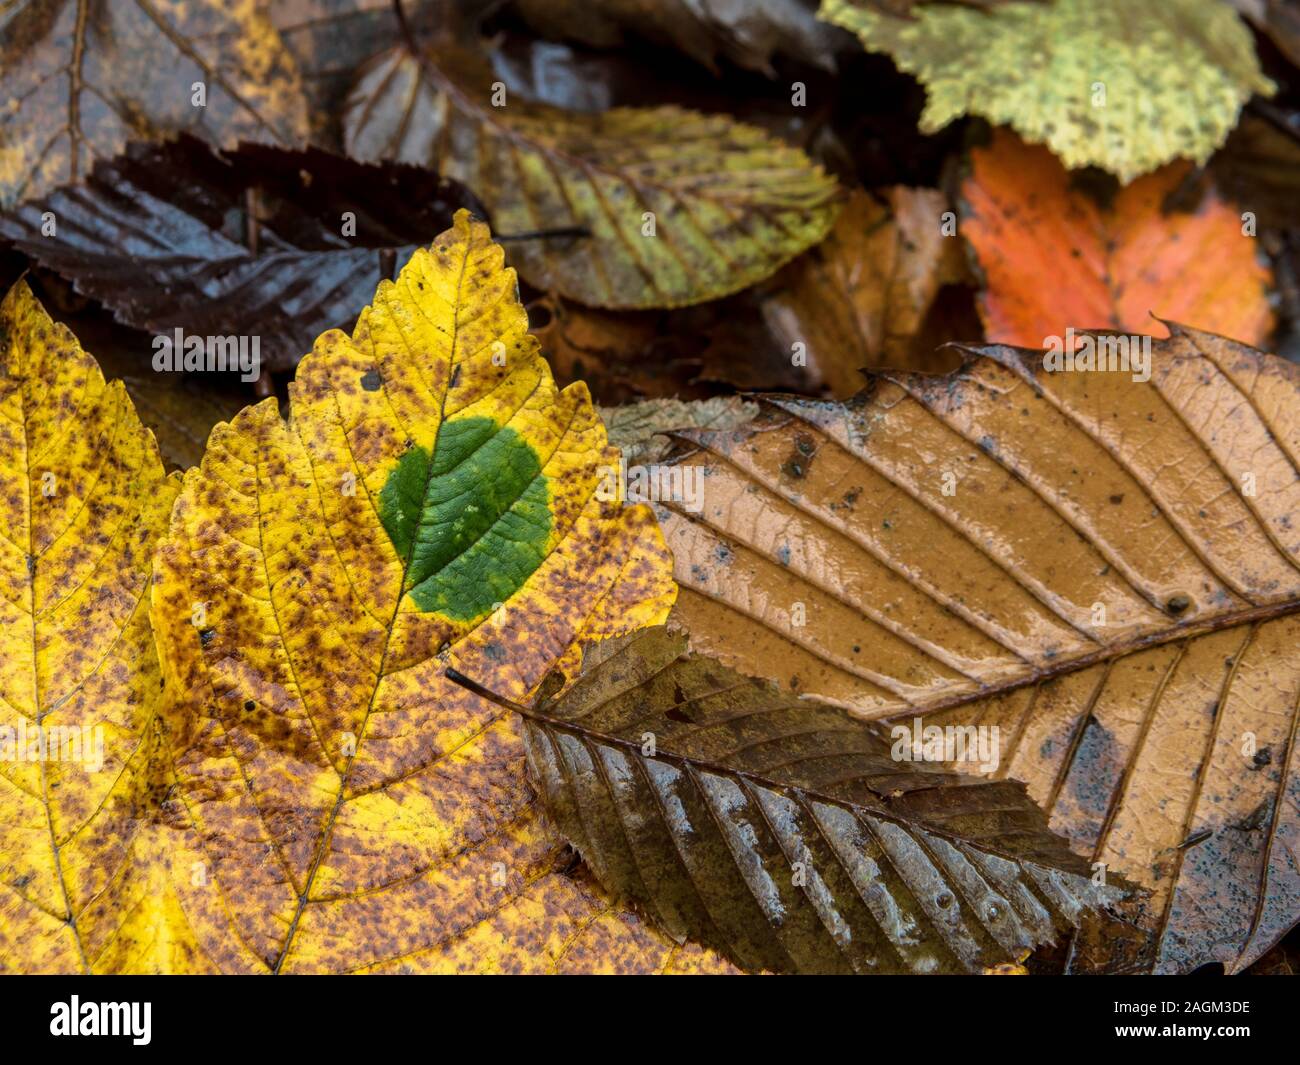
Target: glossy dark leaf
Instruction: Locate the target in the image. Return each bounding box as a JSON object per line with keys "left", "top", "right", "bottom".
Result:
{"left": 0, "top": 137, "right": 482, "bottom": 370}
{"left": 512, "top": 0, "right": 850, "bottom": 75}
{"left": 456, "top": 626, "right": 1137, "bottom": 975}
{"left": 270, "top": 0, "right": 448, "bottom": 139}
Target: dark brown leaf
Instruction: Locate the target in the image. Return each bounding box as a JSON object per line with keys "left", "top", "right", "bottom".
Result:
{"left": 512, "top": 0, "right": 851, "bottom": 75}
{"left": 0, "top": 136, "right": 481, "bottom": 371}
{"left": 458, "top": 625, "right": 1138, "bottom": 975}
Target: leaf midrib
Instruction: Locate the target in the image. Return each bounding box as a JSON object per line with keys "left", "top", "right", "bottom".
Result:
{"left": 270, "top": 243, "right": 477, "bottom": 974}
{"left": 524, "top": 650, "right": 1095, "bottom": 876}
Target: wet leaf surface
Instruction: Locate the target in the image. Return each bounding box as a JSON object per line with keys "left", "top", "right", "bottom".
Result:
{"left": 0, "top": 137, "right": 482, "bottom": 371}
{"left": 655, "top": 330, "right": 1300, "bottom": 714}
{"left": 919, "top": 611, "right": 1300, "bottom": 974}
{"left": 502, "top": 625, "right": 1136, "bottom": 974}
{"left": 635, "top": 326, "right": 1300, "bottom": 972}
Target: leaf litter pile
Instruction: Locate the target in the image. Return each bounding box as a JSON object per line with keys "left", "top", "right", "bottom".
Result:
{"left": 0, "top": 0, "right": 1298, "bottom": 977}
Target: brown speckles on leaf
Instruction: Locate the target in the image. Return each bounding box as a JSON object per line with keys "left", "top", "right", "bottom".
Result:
{"left": 146, "top": 213, "right": 705, "bottom": 973}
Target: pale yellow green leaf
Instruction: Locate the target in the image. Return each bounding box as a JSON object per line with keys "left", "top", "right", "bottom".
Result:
{"left": 343, "top": 43, "right": 841, "bottom": 308}
{"left": 819, "top": 0, "right": 1273, "bottom": 182}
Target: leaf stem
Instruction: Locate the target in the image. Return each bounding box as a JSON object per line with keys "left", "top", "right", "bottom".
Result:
{"left": 445, "top": 667, "right": 532, "bottom": 714}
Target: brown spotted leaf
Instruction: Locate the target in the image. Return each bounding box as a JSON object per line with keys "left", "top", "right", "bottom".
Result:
{"left": 0, "top": 280, "right": 193, "bottom": 973}
{"left": 146, "top": 210, "right": 735, "bottom": 973}
{"left": 0, "top": 0, "right": 308, "bottom": 207}
{"left": 642, "top": 328, "right": 1300, "bottom": 972}
{"left": 40, "top": 299, "right": 252, "bottom": 472}
{"left": 466, "top": 625, "right": 1135, "bottom": 975}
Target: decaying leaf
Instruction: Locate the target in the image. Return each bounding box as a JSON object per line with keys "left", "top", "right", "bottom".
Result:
{"left": 469, "top": 625, "right": 1133, "bottom": 974}
{"left": 819, "top": 0, "right": 1273, "bottom": 183}
{"left": 962, "top": 130, "right": 1274, "bottom": 350}
{"left": 146, "top": 210, "right": 735, "bottom": 973}
{"left": 763, "top": 187, "right": 969, "bottom": 394}
{"left": 270, "top": 0, "right": 442, "bottom": 133}
{"left": 0, "top": 0, "right": 309, "bottom": 207}
{"left": 920, "top": 609, "right": 1300, "bottom": 974}
{"left": 1245, "top": 927, "right": 1300, "bottom": 975}
{"left": 1213, "top": 115, "right": 1300, "bottom": 233}
{"left": 532, "top": 293, "right": 817, "bottom": 404}
{"left": 643, "top": 327, "right": 1300, "bottom": 972}
{"left": 513, "top": 0, "right": 850, "bottom": 76}
{"left": 0, "top": 280, "right": 185, "bottom": 973}
{"left": 600, "top": 396, "right": 760, "bottom": 464}
{"left": 1230, "top": 0, "right": 1300, "bottom": 71}
{"left": 530, "top": 298, "right": 710, "bottom": 404}
{"left": 342, "top": 41, "right": 841, "bottom": 308}
{"left": 0, "top": 137, "right": 481, "bottom": 372}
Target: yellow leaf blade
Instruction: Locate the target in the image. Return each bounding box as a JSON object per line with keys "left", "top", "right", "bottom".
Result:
{"left": 149, "top": 211, "right": 727, "bottom": 973}
{"left": 0, "top": 281, "right": 181, "bottom": 973}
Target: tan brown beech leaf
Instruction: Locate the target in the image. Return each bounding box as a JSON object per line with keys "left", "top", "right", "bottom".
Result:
{"left": 920, "top": 614, "right": 1299, "bottom": 974}
{"left": 647, "top": 327, "right": 1300, "bottom": 973}
{"left": 454, "top": 625, "right": 1133, "bottom": 975}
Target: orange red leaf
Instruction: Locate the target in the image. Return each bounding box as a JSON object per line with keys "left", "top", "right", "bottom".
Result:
{"left": 962, "top": 129, "right": 1274, "bottom": 349}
